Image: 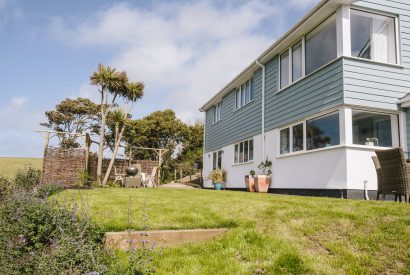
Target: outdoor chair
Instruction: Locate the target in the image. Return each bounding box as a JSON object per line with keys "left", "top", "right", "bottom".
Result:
{"left": 371, "top": 156, "right": 384, "bottom": 200}
{"left": 143, "top": 166, "right": 158, "bottom": 188}
{"left": 113, "top": 166, "right": 125, "bottom": 186}
{"left": 375, "top": 148, "right": 410, "bottom": 202}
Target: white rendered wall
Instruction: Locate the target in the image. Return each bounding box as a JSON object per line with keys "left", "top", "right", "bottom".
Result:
{"left": 345, "top": 148, "right": 377, "bottom": 190}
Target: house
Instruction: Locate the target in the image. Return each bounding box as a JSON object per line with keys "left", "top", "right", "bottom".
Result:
{"left": 200, "top": 0, "right": 410, "bottom": 198}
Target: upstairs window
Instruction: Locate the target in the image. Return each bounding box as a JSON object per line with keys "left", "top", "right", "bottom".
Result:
{"left": 280, "top": 51, "right": 290, "bottom": 88}
{"left": 280, "top": 40, "right": 303, "bottom": 89}
{"left": 350, "top": 9, "right": 397, "bottom": 64}
{"left": 305, "top": 14, "right": 337, "bottom": 75}
{"left": 292, "top": 41, "right": 303, "bottom": 81}
{"left": 234, "top": 139, "right": 254, "bottom": 164}
{"left": 213, "top": 102, "right": 222, "bottom": 124}
{"left": 235, "top": 78, "right": 254, "bottom": 110}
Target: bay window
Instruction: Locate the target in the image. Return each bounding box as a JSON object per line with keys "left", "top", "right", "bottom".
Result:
{"left": 234, "top": 139, "right": 254, "bottom": 164}
{"left": 307, "top": 112, "right": 340, "bottom": 150}
{"left": 352, "top": 111, "right": 394, "bottom": 147}
{"left": 350, "top": 9, "right": 397, "bottom": 64}
{"left": 305, "top": 14, "right": 337, "bottom": 75}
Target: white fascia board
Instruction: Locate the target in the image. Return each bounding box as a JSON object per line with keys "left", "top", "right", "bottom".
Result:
{"left": 397, "top": 97, "right": 410, "bottom": 108}
{"left": 200, "top": 0, "right": 354, "bottom": 112}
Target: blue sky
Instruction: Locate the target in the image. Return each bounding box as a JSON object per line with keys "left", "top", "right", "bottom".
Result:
{"left": 0, "top": 0, "right": 318, "bottom": 157}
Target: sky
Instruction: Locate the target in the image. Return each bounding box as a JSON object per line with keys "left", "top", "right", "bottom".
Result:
{"left": 0, "top": 0, "right": 319, "bottom": 157}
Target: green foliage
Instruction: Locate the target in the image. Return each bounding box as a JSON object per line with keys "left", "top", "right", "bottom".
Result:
{"left": 14, "top": 165, "right": 41, "bottom": 191}
{"left": 249, "top": 170, "right": 256, "bottom": 176}
{"left": 0, "top": 192, "right": 106, "bottom": 274}
{"left": 76, "top": 170, "right": 91, "bottom": 188}
{"left": 35, "top": 182, "right": 64, "bottom": 199}
{"left": 258, "top": 157, "right": 272, "bottom": 175}
{"left": 0, "top": 176, "right": 13, "bottom": 199}
{"left": 206, "top": 168, "right": 227, "bottom": 184}
{"left": 40, "top": 97, "right": 100, "bottom": 148}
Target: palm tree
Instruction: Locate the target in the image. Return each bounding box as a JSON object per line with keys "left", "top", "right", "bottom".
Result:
{"left": 90, "top": 64, "right": 144, "bottom": 186}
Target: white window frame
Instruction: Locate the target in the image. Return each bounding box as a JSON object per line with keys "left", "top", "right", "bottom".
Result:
{"left": 213, "top": 150, "right": 223, "bottom": 169}
{"left": 349, "top": 7, "right": 400, "bottom": 65}
{"left": 233, "top": 138, "right": 254, "bottom": 164}
{"left": 235, "top": 77, "right": 254, "bottom": 111}
{"left": 279, "top": 122, "right": 305, "bottom": 155}
{"left": 213, "top": 102, "right": 222, "bottom": 124}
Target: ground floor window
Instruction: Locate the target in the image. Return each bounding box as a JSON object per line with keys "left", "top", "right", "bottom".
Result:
{"left": 307, "top": 112, "right": 340, "bottom": 150}
{"left": 352, "top": 110, "right": 394, "bottom": 147}
{"left": 213, "top": 150, "right": 223, "bottom": 169}
{"left": 234, "top": 139, "right": 253, "bottom": 164}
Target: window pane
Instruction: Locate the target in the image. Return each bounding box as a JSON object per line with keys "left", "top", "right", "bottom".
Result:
{"left": 236, "top": 90, "right": 241, "bottom": 110}
{"left": 217, "top": 150, "right": 222, "bottom": 169}
{"left": 239, "top": 142, "right": 244, "bottom": 162}
{"left": 351, "top": 9, "right": 396, "bottom": 64}
{"left": 213, "top": 152, "right": 217, "bottom": 169}
{"left": 250, "top": 78, "right": 254, "bottom": 101}
{"left": 280, "top": 51, "right": 290, "bottom": 88}
{"left": 305, "top": 16, "right": 337, "bottom": 75}
{"left": 292, "top": 41, "right": 303, "bottom": 81}
{"left": 244, "top": 140, "right": 249, "bottom": 162}
{"left": 280, "top": 128, "right": 290, "bottom": 154}
{"left": 241, "top": 84, "right": 245, "bottom": 107}
{"left": 246, "top": 80, "right": 251, "bottom": 103}
{"left": 234, "top": 144, "right": 239, "bottom": 163}
{"left": 352, "top": 111, "right": 393, "bottom": 147}
{"left": 293, "top": 123, "right": 304, "bottom": 152}
{"left": 307, "top": 112, "right": 340, "bottom": 150}
{"left": 249, "top": 139, "right": 254, "bottom": 161}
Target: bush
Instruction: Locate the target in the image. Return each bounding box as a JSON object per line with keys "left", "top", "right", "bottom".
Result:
{"left": 14, "top": 165, "right": 41, "bottom": 191}
{"left": 35, "top": 182, "right": 65, "bottom": 199}
{"left": 0, "top": 176, "right": 13, "bottom": 199}
{"left": 0, "top": 192, "right": 106, "bottom": 274}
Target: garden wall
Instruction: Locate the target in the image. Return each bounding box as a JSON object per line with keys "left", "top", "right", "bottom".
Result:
{"left": 41, "top": 147, "right": 87, "bottom": 187}
{"left": 41, "top": 147, "right": 159, "bottom": 187}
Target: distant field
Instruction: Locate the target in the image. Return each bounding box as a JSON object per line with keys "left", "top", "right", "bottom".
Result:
{"left": 0, "top": 157, "right": 43, "bottom": 178}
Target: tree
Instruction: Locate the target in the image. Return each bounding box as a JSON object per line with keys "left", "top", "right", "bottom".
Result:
{"left": 90, "top": 64, "right": 144, "bottom": 186}
{"left": 40, "top": 97, "right": 99, "bottom": 148}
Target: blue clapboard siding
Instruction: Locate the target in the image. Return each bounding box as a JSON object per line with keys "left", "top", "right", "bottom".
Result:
{"left": 264, "top": 57, "right": 344, "bottom": 131}
{"left": 204, "top": 68, "right": 262, "bottom": 152}
{"left": 348, "top": 0, "right": 410, "bottom": 150}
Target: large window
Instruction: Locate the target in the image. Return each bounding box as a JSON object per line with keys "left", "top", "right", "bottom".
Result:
{"left": 235, "top": 78, "right": 254, "bottom": 110}
{"left": 213, "top": 102, "right": 222, "bottom": 124}
{"left": 280, "top": 40, "right": 303, "bottom": 89}
{"left": 292, "top": 41, "right": 303, "bottom": 82}
{"left": 234, "top": 139, "right": 254, "bottom": 164}
{"left": 280, "top": 123, "right": 304, "bottom": 154}
{"left": 307, "top": 112, "right": 340, "bottom": 150}
{"left": 352, "top": 111, "right": 393, "bottom": 147}
{"left": 213, "top": 150, "right": 223, "bottom": 169}
{"left": 350, "top": 9, "right": 397, "bottom": 64}
{"left": 305, "top": 15, "right": 337, "bottom": 75}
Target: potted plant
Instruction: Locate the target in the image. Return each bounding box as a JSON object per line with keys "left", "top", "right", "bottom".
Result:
{"left": 207, "top": 169, "right": 227, "bottom": 190}
{"left": 254, "top": 158, "right": 272, "bottom": 193}
{"left": 244, "top": 170, "right": 256, "bottom": 192}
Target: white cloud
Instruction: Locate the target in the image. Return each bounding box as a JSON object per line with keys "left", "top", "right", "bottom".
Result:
{"left": 10, "top": 96, "right": 28, "bottom": 107}
{"left": 0, "top": 0, "right": 24, "bottom": 27}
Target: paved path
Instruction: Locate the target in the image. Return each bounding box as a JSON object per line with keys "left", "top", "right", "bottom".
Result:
{"left": 159, "top": 183, "right": 198, "bottom": 189}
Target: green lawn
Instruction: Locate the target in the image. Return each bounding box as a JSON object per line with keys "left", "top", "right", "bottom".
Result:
{"left": 57, "top": 188, "right": 410, "bottom": 274}
{"left": 0, "top": 157, "right": 43, "bottom": 178}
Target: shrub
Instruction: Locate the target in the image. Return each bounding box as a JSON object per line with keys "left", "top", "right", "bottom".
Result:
{"left": 0, "top": 192, "right": 106, "bottom": 274}
{"left": 76, "top": 170, "right": 91, "bottom": 188}
{"left": 14, "top": 165, "right": 41, "bottom": 191}
{"left": 35, "top": 182, "right": 65, "bottom": 199}
{"left": 0, "top": 176, "right": 13, "bottom": 199}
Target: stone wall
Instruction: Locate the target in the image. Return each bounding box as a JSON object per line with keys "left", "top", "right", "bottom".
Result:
{"left": 41, "top": 147, "right": 87, "bottom": 187}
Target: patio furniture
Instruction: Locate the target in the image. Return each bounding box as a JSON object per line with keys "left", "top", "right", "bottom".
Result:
{"left": 123, "top": 164, "right": 142, "bottom": 188}
{"left": 375, "top": 148, "right": 410, "bottom": 202}
{"left": 371, "top": 156, "right": 383, "bottom": 200}
{"left": 143, "top": 166, "right": 158, "bottom": 188}
{"left": 113, "top": 166, "right": 125, "bottom": 186}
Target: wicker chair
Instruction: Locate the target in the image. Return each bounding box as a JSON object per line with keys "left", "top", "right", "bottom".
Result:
{"left": 375, "top": 148, "right": 410, "bottom": 202}
{"left": 371, "top": 156, "right": 383, "bottom": 200}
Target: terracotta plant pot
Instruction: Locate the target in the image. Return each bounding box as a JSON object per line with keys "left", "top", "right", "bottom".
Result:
{"left": 244, "top": 175, "right": 255, "bottom": 192}
{"left": 254, "top": 175, "right": 271, "bottom": 193}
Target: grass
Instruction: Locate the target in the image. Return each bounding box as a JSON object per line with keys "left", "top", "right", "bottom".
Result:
{"left": 0, "top": 157, "right": 43, "bottom": 178}
{"left": 56, "top": 188, "right": 410, "bottom": 274}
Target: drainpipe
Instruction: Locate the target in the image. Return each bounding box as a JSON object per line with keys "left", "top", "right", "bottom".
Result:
{"left": 255, "top": 60, "right": 266, "bottom": 161}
